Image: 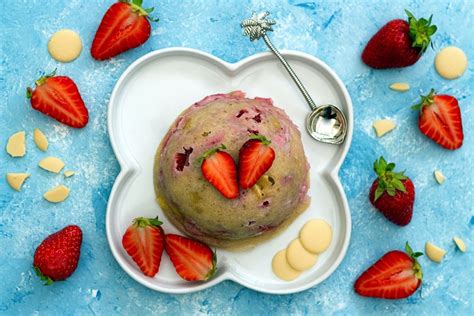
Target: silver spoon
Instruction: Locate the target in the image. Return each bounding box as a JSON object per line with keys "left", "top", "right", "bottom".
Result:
{"left": 241, "top": 11, "right": 347, "bottom": 145}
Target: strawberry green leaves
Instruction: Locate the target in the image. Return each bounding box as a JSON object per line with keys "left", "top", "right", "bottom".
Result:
{"left": 405, "top": 9, "right": 437, "bottom": 53}
{"left": 373, "top": 156, "right": 408, "bottom": 201}
{"left": 405, "top": 242, "right": 423, "bottom": 280}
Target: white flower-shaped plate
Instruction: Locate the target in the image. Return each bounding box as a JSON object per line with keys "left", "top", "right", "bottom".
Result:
{"left": 106, "top": 48, "right": 353, "bottom": 294}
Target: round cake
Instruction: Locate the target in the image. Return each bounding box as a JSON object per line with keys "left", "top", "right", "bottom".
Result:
{"left": 154, "top": 91, "right": 310, "bottom": 248}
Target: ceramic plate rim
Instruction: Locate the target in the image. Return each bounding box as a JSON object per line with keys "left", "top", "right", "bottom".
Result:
{"left": 106, "top": 47, "right": 353, "bottom": 294}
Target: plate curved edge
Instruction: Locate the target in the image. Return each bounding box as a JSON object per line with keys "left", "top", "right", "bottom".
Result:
{"left": 106, "top": 47, "right": 353, "bottom": 294}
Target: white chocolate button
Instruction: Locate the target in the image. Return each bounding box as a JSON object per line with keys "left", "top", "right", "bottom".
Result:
{"left": 6, "top": 173, "right": 30, "bottom": 191}
{"left": 286, "top": 239, "right": 318, "bottom": 271}
{"left": 272, "top": 249, "right": 301, "bottom": 281}
{"left": 435, "top": 46, "right": 468, "bottom": 80}
{"left": 6, "top": 131, "right": 26, "bottom": 157}
{"left": 389, "top": 82, "right": 410, "bottom": 92}
{"left": 39, "top": 156, "right": 65, "bottom": 173}
{"left": 425, "top": 242, "right": 446, "bottom": 263}
{"left": 373, "top": 119, "right": 396, "bottom": 137}
{"left": 453, "top": 237, "right": 466, "bottom": 252}
{"left": 33, "top": 128, "right": 48, "bottom": 151}
{"left": 434, "top": 170, "right": 445, "bottom": 184}
{"left": 43, "top": 185, "right": 70, "bottom": 203}
{"left": 299, "top": 219, "right": 333, "bottom": 254}
{"left": 48, "top": 29, "right": 82, "bottom": 63}
{"left": 64, "top": 170, "right": 75, "bottom": 177}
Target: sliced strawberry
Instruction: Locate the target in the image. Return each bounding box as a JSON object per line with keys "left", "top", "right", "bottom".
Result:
{"left": 238, "top": 134, "right": 275, "bottom": 189}
{"left": 200, "top": 144, "right": 239, "bottom": 199}
{"left": 26, "top": 70, "right": 89, "bottom": 128}
{"left": 412, "top": 89, "right": 463, "bottom": 150}
{"left": 91, "top": 0, "right": 158, "bottom": 60}
{"left": 354, "top": 242, "right": 423, "bottom": 299}
{"left": 122, "top": 217, "right": 164, "bottom": 277}
{"left": 165, "top": 234, "right": 217, "bottom": 281}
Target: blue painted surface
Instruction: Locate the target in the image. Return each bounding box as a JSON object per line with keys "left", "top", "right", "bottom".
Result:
{"left": 0, "top": 0, "right": 472, "bottom": 314}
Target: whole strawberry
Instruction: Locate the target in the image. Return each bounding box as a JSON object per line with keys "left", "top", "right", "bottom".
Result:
{"left": 412, "top": 89, "right": 463, "bottom": 150}
{"left": 369, "top": 157, "right": 415, "bottom": 226}
{"left": 362, "top": 10, "right": 437, "bottom": 68}
{"left": 355, "top": 242, "right": 423, "bottom": 299}
{"left": 33, "top": 225, "right": 83, "bottom": 284}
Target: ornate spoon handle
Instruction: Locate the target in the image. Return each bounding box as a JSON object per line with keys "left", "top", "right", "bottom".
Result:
{"left": 241, "top": 11, "right": 317, "bottom": 111}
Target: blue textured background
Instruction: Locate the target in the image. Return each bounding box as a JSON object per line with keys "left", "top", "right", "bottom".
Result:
{"left": 1, "top": 0, "right": 472, "bottom": 314}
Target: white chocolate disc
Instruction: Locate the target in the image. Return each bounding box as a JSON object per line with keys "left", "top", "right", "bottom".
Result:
{"left": 272, "top": 249, "right": 301, "bottom": 281}
{"left": 48, "top": 29, "right": 82, "bottom": 63}
{"left": 299, "top": 219, "right": 333, "bottom": 254}
{"left": 435, "top": 46, "right": 467, "bottom": 80}
{"left": 286, "top": 239, "right": 318, "bottom": 271}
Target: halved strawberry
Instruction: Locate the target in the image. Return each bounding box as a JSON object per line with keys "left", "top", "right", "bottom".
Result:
{"left": 121, "top": 217, "right": 164, "bottom": 277}
{"left": 199, "top": 144, "right": 239, "bottom": 199}
{"left": 26, "top": 70, "right": 89, "bottom": 128}
{"left": 165, "top": 234, "right": 217, "bottom": 281}
{"left": 91, "top": 0, "right": 158, "bottom": 60}
{"left": 238, "top": 134, "right": 275, "bottom": 189}
{"left": 354, "top": 242, "right": 423, "bottom": 299}
{"left": 412, "top": 89, "right": 463, "bottom": 150}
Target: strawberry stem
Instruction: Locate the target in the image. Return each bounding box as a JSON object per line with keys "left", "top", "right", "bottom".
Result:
{"left": 373, "top": 156, "right": 408, "bottom": 201}
{"left": 405, "top": 9, "right": 437, "bottom": 53}
{"left": 132, "top": 217, "right": 162, "bottom": 227}
{"left": 27, "top": 69, "right": 57, "bottom": 99}
{"left": 196, "top": 144, "right": 227, "bottom": 165}
{"left": 249, "top": 134, "right": 271, "bottom": 145}
{"left": 35, "top": 69, "right": 57, "bottom": 86}
{"left": 205, "top": 250, "right": 218, "bottom": 280}
{"left": 411, "top": 89, "right": 436, "bottom": 111}
{"left": 405, "top": 242, "right": 423, "bottom": 280}
{"left": 122, "top": 0, "right": 159, "bottom": 22}
{"left": 34, "top": 266, "right": 54, "bottom": 285}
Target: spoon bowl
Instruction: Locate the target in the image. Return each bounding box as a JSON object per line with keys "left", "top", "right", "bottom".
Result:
{"left": 306, "top": 104, "right": 347, "bottom": 144}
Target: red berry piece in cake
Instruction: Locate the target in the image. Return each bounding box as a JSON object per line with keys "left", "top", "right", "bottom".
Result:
{"left": 175, "top": 147, "right": 193, "bottom": 171}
